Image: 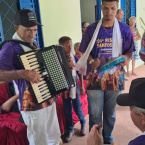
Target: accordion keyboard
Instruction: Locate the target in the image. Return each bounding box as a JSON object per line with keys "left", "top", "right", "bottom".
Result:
{"left": 20, "top": 52, "right": 51, "bottom": 103}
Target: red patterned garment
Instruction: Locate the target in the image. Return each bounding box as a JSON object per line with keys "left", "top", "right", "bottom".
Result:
{"left": 0, "top": 83, "right": 29, "bottom": 145}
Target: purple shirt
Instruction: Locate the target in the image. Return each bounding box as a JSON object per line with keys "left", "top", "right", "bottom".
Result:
{"left": 128, "top": 135, "right": 145, "bottom": 145}
{"left": 0, "top": 42, "right": 26, "bottom": 110}
{"left": 79, "top": 21, "right": 135, "bottom": 91}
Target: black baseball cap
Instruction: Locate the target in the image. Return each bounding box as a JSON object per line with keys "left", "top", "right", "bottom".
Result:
{"left": 15, "top": 9, "right": 42, "bottom": 27}
{"left": 117, "top": 78, "right": 145, "bottom": 109}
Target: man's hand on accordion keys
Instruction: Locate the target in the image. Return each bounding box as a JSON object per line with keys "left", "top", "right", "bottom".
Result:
{"left": 20, "top": 70, "right": 40, "bottom": 84}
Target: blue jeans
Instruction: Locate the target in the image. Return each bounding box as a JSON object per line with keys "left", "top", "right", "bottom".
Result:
{"left": 87, "top": 90, "right": 121, "bottom": 143}
{"left": 63, "top": 97, "right": 86, "bottom": 132}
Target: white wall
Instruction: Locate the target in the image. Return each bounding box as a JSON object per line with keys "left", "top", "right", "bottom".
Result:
{"left": 39, "top": 0, "right": 82, "bottom": 54}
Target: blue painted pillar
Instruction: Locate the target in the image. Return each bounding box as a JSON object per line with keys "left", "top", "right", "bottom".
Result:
{"left": 97, "top": 0, "right": 101, "bottom": 20}
{"left": 0, "top": 15, "right": 4, "bottom": 43}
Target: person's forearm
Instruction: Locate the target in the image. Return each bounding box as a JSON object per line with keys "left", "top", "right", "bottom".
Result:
{"left": 136, "top": 36, "right": 141, "bottom": 41}
{"left": 0, "top": 69, "right": 25, "bottom": 82}
{"left": 1, "top": 94, "right": 19, "bottom": 112}
{"left": 134, "top": 36, "right": 141, "bottom": 41}
{"left": 78, "top": 74, "right": 84, "bottom": 88}
{"left": 0, "top": 69, "right": 40, "bottom": 83}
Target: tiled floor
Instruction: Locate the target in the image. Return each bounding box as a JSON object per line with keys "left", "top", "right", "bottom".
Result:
{"left": 62, "top": 64, "right": 145, "bottom": 145}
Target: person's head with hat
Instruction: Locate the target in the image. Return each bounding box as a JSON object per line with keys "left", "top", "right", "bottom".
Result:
{"left": 117, "top": 78, "right": 145, "bottom": 141}
{"left": 14, "top": 9, "right": 42, "bottom": 44}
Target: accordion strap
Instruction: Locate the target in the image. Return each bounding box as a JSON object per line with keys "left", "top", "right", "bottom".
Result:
{"left": 0, "top": 39, "right": 37, "bottom": 50}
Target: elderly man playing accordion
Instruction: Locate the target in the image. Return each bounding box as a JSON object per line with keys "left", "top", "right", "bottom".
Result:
{"left": 0, "top": 9, "right": 61, "bottom": 145}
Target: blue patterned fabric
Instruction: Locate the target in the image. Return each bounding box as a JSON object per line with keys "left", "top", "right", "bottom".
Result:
{"left": 132, "top": 28, "right": 139, "bottom": 60}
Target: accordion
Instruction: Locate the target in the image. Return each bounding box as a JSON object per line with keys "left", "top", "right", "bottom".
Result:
{"left": 18, "top": 45, "right": 75, "bottom": 104}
